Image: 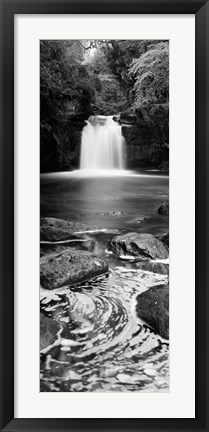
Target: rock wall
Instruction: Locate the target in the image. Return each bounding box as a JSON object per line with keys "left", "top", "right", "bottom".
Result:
{"left": 40, "top": 114, "right": 86, "bottom": 173}
{"left": 117, "top": 105, "right": 169, "bottom": 170}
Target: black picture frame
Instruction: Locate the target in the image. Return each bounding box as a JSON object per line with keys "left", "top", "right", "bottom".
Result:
{"left": 0, "top": 1, "right": 208, "bottom": 431}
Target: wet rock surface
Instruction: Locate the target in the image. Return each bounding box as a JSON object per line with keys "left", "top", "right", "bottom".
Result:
{"left": 40, "top": 314, "right": 60, "bottom": 351}
{"left": 110, "top": 232, "right": 168, "bottom": 260}
{"left": 40, "top": 248, "right": 109, "bottom": 289}
{"left": 127, "top": 216, "right": 145, "bottom": 224}
{"left": 136, "top": 284, "right": 169, "bottom": 339}
{"left": 40, "top": 226, "right": 81, "bottom": 242}
{"left": 96, "top": 210, "right": 123, "bottom": 216}
{"left": 118, "top": 106, "right": 169, "bottom": 169}
{"left": 157, "top": 232, "right": 169, "bottom": 247}
{"left": 158, "top": 201, "right": 169, "bottom": 216}
{"left": 119, "top": 113, "right": 137, "bottom": 125}
{"left": 135, "top": 261, "right": 169, "bottom": 275}
{"left": 41, "top": 217, "right": 102, "bottom": 233}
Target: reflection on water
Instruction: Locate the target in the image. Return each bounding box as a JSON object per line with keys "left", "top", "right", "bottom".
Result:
{"left": 40, "top": 171, "right": 169, "bottom": 392}
{"left": 41, "top": 171, "right": 168, "bottom": 233}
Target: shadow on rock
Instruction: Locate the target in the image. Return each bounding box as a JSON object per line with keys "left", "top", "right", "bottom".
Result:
{"left": 136, "top": 284, "right": 169, "bottom": 339}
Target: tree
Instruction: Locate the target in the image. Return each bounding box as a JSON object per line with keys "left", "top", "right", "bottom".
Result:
{"left": 102, "top": 40, "right": 163, "bottom": 103}
{"left": 40, "top": 40, "right": 95, "bottom": 124}
{"left": 129, "top": 42, "right": 169, "bottom": 109}
{"left": 84, "top": 46, "right": 127, "bottom": 113}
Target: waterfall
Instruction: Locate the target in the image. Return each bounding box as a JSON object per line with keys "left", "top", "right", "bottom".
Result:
{"left": 80, "top": 116, "right": 125, "bottom": 170}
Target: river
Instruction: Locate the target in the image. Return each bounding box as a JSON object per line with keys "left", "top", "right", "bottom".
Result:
{"left": 40, "top": 170, "right": 169, "bottom": 392}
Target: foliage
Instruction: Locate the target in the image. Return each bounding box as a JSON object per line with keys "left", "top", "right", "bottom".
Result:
{"left": 40, "top": 40, "right": 95, "bottom": 124}
{"left": 94, "top": 74, "right": 127, "bottom": 114}
{"left": 84, "top": 46, "right": 127, "bottom": 113}
{"left": 129, "top": 42, "right": 169, "bottom": 109}
{"left": 101, "top": 40, "right": 162, "bottom": 103}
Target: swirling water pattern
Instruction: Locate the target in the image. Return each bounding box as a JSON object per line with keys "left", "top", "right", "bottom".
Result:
{"left": 40, "top": 264, "right": 169, "bottom": 392}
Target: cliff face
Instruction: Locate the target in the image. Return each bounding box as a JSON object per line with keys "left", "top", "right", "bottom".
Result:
{"left": 118, "top": 104, "right": 169, "bottom": 170}
{"left": 122, "top": 125, "right": 169, "bottom": 169}
{"left": 40, "top": 113, "right": 86, "bottom": 173}
{"left": 41, "top": 104, "right": 169, "bottom": 173}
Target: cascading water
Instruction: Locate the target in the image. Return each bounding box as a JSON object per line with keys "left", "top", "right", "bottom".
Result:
{"left": 80, "top": 116, "right": 125, "bottom": 170}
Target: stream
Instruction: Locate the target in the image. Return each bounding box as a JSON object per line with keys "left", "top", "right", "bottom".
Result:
{"left": 40, "top": 170, "right": 169, "bottom": 392}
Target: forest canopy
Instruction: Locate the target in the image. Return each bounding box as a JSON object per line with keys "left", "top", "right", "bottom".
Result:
{"left": 129, "top": 42, "right": 169, "bottom": 109}
{"left": 41, "top": 39, "right": 169, "bottom": 119}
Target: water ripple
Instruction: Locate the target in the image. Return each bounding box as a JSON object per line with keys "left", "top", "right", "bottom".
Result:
{"left": 40, "top": 267, "right": 169, "bottom": 392}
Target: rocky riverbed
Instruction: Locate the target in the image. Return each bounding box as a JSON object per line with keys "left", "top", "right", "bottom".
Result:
{"left": 40, "top": 204, "right": 169, "bottom": 392}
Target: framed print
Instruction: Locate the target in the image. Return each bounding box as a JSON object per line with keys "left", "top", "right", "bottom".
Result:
{"left": 0, "top": 1, "right": 208, "bottom": 432}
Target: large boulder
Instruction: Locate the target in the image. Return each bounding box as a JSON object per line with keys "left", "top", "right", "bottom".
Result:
{"left": 136, "top": 284, "right": 169, "bottom": 339}
{"left": 40, "top": 226, "right": 80, "bottom": 242}
{"left": 158, "top": 201, "right": 169, "bottom": 216}
{"left": 110, "top": 232, "right": 168, "bottom": 260}
{"left": 40, "top": 225, "right": 95, "bottom": 252}
{"left": 40, "top": 217, "right": 102, "bottom": 233}
{"left": 40, "top": 314, "right": 60, "bottom": 351}
{"left": 40, "top": 247, "right": 108, "bottom": 289}
{"left": 135, "top": 261, "right": 169, "bottom": 275}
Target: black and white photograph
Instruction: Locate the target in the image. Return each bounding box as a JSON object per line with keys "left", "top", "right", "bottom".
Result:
{"left": 40, "top": 39, "right": 169, "bottom": 393}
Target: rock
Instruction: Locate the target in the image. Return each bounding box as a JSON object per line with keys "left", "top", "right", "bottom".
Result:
{"left": 77, "top": 236, "right": 95, "bottom": 252}
{"left": 117, "top": 373, "right": 152, "bottom": 384}
{"left": 96, "top": 210, "right": 123, "bottom": 216}
{"left": 158, "top": 201, "right": 169, "bottom": 216}
{"left": 40, "top": 382, "right": 51, "bottom": 392}
{"left": 127, "top": 216, "right": 145, "bottom": 224}
{"left": 40, "top": 226, "right": 79, "bottom": 242}
{"left": 63, "top": 369, "right": 81, "bottom": 381}
{"left": 40, "top": 248, "right": 108, "bottom": 289}
{"left": 136, "top": 284, "right": 169, "bottom": 339}
{"left": 103, "top": 229, "right": 121, "bottom": 235}
{"left": 110, "top": 232, "right": 168, "bottom": 260}
{"left": 120, "top": 112, "right": 136, "bottom": 125}
{"left": 110, "top": 386, "right": 124, "bottom": 392}
{"left": 100, "top": 366, "right": 122, "bottom": 378}
{"left": 40, "top": 218, "right": 98, "bottom": 251}
{"left": 40, "top": 217, "right": 102, "bottom": 233}
{"left": 112, "top": 114, "right": 121, "bottom": 123}
{"left": 143, "top": 368, "right": 157, "bottom": 377}
{"left": 155, "top": 378, "right": 169, "bottom": 389}
{"left": 122, "top": 125, "right": 169, "bottom": 169}
{"left": 90, "top": 104, "right": 104, "bottom": 115}
{"left": 135, "top": 261, "right": 169, "bottom": 275}
{"left": 40, "top": 111, "right": 88, "bottom": 173}
{"left": 117, "top": 373, "right": 133, "bottom": 383}
{"left": 157, "top": 232, "right": 169, "bottom": 248}
{"left": 157, "top": 160, "right": 169, "bottom": 171}
{"left": 40, "top": 314, "right": 60, "bottom": 351}
{"left": 120, "top": 105, "right": 169, "bottom": 169}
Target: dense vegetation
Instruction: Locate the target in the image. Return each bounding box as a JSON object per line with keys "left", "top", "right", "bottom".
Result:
{"left": 40, "top": 39, "right": 169, "bottom": 172}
